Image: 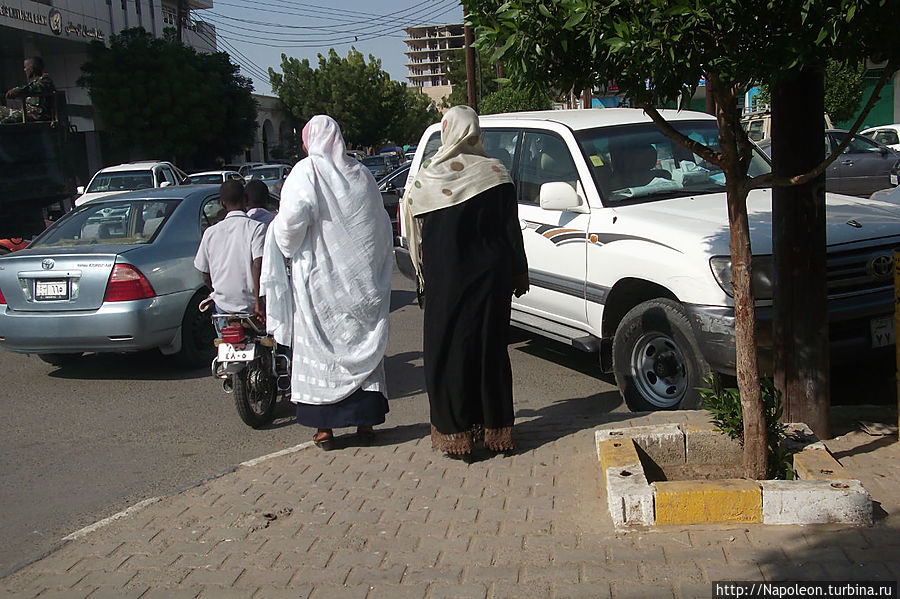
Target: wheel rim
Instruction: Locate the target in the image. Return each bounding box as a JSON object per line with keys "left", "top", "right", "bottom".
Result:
{"left": 188, "top": 305, "right": 215, "bottom": 352}
{"left": 247, "top": 364, "right": 276, "bottom": 416}
{"left": 629, "top": 332, "right": 689, "bottom": 408}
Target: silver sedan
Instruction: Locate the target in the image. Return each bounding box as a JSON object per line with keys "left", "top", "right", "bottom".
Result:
{"left": 0, "top": 186, "right": 226, "bottom": 367}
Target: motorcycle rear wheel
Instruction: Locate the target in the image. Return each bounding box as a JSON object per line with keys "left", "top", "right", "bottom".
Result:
{"left": 232, "top": 363, "right": 277, "bottom": 428}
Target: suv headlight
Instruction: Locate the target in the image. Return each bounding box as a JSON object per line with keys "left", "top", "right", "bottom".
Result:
{"left": 709, "top": 255, "right": 774, "bottom": 300}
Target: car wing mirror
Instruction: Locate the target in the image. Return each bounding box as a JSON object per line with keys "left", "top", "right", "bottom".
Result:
{"left": 160, "top": 181, "right": 171, "bottom": 188}
{"left": 76, "top": 186, "right": 85, "bottom": 194}
{"left": 539, "top": 181, "right": 588, "bottom": 213}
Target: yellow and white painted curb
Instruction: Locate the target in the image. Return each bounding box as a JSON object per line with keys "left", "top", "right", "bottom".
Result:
{"left": 596, "top": 424, "right": 872, "bottom": 528}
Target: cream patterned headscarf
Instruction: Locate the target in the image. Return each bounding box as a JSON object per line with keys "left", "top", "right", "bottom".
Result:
{"left": 402, "top": 105, "right": 512, "bottom": 286}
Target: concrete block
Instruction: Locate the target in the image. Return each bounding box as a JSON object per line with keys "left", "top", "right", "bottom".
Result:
{"left": 794, "top": 448, "right": 852, "bottom": 481}
{"left": 683, "top": 422, "right": 742, "bottom": 465}
{"left": 595, "top": 435, "right": 641, "bottom": 471}
{"left": 761, "top": 479, "right": 872, "bottom": 525}
{"left": 596, "top": 424, "right": 685, "bottom": 465}
{"left": 654, "top": 479, "right": 762, "bottom": 525}
{"left": 782, "top": 422, "right": 821, "bottom": 454}
{"left": 604, "top": 465, "right": 654, "bottom": 528}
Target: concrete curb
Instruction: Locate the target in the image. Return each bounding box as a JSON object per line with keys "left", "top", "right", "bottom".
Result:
{"left": 596, "top": 424, "right": 873, "bottom": 528}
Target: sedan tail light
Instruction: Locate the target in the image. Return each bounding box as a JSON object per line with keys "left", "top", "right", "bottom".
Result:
{"left": 103, "top": 264, "right": 155, "bottom": 302}
{"left": 0, "top": 286, "right": 5, "bottom": 304}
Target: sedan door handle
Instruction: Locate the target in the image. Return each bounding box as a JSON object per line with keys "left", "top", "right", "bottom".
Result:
{"left": 841, "top": 160, "right": 854, "bottom": 166}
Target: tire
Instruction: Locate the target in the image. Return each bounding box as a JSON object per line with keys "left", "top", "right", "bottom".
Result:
{"left": 174, "top": 292, "right": 216, "bottom": 368}
{"left": 612, "top": 298, "right": 711, "bottom": 412}
{"left": 37, "top": 353, "right": 82, "bottom": 367}
{"left": 232, "top": 360, "right": 278, "bottom": 428}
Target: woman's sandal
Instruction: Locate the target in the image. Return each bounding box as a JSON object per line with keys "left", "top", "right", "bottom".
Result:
{"left": 313, "top": 431, "right": 335, "bottom": 451}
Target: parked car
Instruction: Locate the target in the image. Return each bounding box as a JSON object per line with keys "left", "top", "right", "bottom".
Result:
{"left": 223, "top": 162, "right": 265, "bottom": 177}
{"left": 398, "top": 108, "right": 900, "bottom": 412}
{"left": 187, "top": 170, "right": 243, "bottom": 185}
{"left": 346, "top": 150, "right": 366, "bottom": 161}
{"left": 361, "top": 155, "right": 393, "bottom": 180}
{"left": 860, "top": 124, "right": 900, "bottom": 152}
{"left": 377, "top": 162, "right": 410, "bottom": 245}
{"left": 0, "top": 185, "right": 229, "bottom": 367}
{"left": 75, "top": 161, "right": 188, "bottom": 207}
{"left": 244, "top": 164, "right": 292, "bottom": 199}
{"left": 756, "top": 130, "right": 900, "bottom": 197}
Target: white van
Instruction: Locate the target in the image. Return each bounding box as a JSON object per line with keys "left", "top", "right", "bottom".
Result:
{"left": 397, "top": 108, "right": 900, "bottom": 411}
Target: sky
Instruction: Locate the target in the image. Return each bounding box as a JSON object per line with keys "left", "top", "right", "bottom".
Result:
{"left": 196, "top": 0, "right": 465, "bottom": 95}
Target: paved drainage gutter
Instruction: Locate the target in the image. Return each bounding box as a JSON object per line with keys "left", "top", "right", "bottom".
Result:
{"left": 595, "top": 422, "right": 872, "bottom": 528}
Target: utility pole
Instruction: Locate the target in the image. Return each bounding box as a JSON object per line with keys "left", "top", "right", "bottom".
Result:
{"left": 462, "top": 4, "right": 477, "bottom": 111}
{"left": 176, "top": 0, "right": 185, "bottom": 42}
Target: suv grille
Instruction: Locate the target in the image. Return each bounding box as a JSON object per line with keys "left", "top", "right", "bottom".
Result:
{"left": 827, "top": 244, "right": 899, "bottom": 296}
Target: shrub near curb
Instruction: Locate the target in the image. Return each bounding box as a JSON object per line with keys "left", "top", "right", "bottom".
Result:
{"left": 595, "top": 424, "right": 872, "bottom": 528}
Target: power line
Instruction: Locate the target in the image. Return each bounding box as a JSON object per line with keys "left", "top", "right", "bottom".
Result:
{"left": 204, "top": 1, "right": 459, "bottom": 49}
{"left": 188, "top": 17, "right": 271, "bottom": 82}
{"left": 209, "top": 0, "right": 449, "bottom": 29}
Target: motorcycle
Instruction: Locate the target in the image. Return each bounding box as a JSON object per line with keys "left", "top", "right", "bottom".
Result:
{"left": 207, "top": 308, "right": 291, "bottom": 428}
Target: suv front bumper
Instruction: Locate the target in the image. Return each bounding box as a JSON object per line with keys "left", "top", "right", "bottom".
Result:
{"left": 685, "top": 288, "right": 895, "bottom": 375}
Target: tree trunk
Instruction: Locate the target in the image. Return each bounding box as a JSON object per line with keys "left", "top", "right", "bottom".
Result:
{"left": 463, "top": 8, "right": 478, "bottom": 112}
{"left": 711, "top": 79, "right": 768, "bottom": 479}
{"left": 771, "top": 67, "right": 831, "bottom": 439}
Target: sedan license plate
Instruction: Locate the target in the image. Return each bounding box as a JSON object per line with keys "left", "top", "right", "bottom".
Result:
{"left": 35, "top": 280, "right": 68, "bottom": 301}
{"left": 218, "top": 343, "right": 255, "bottom": 362}
{"left": 871, "top": 316, "right": 895, "bottom": 348}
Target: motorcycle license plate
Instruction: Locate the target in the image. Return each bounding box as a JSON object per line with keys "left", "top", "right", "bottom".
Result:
{"left": 218, "top": 343, "right": 255, "bottom": 361}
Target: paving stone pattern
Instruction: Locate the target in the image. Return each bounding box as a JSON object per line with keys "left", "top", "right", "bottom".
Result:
{"left": 1, "top": 411, "right": 898, "bottom": 598}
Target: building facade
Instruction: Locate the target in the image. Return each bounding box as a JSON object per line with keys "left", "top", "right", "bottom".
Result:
{"left": 1, "top": 0, "right": 215, "bottom": 177}
{"left": 403, "top": 23, "right": 463, "bottom": 106}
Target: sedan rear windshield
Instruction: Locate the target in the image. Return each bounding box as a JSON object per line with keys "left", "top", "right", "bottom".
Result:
{"left": 32, "top": 199, "right": 181, "bottom": 248}
{"left": 86, "top": 170, "right": 155, "bottom": 193}
{"left": 575, "top": 121, "right": 772, "bottom": 205}
{"left": 189, "top": 174, "right": 224, "bottom": 184}
{"left": 246, "top": 167, "right": 282, "bottom": 181}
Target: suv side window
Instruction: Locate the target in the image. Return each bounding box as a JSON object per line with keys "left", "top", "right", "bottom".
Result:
{"left": 517, "top": 131, "right": 579, "bottom": 205}
{"left": 421, "top": 132, "right": 442, "bottom": 162}
{"left": 482, "top": 129, "right": 519, "bottom": 174}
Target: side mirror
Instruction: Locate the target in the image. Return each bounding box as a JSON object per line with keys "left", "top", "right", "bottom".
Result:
{"left": 76, "top": 186, "right": 85, "bottom": 194}
{"left": 539, "top": 181, "right": 587, "bottom": 213}
{"left": 159, "top": 181, "right": 171, "bottom": 188}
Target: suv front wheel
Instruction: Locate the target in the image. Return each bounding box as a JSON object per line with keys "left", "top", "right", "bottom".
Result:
{"left": 613, "top": 298, "right": 711, "bottom": 411}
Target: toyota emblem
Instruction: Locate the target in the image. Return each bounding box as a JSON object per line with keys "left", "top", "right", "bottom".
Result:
{"left": 41, "top": 258, "right": 55, "bottom": 270}
{"left": 866, "top": 254, "right": 893, "bottom": 280}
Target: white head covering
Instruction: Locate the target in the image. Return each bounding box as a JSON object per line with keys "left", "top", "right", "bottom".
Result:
{"left": 267, "top": 114, "right": 393, "bottom": 405}
{"left": 402, "top": 105, "right": 512, "bottom": 285}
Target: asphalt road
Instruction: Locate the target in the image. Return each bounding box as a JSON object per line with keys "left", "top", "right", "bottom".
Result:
{"left": 0, "top": 267, "right": 625, "bottom": 576}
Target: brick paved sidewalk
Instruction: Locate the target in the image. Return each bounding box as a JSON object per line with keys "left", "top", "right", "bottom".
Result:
{"left": 1, "top": 410, "right": 898, "bottom": 599}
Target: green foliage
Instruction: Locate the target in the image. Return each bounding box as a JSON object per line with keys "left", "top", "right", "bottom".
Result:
{"left": 697, "top": 375, "right": 793, "bottom": 479}
{"left": 479, "top": 86, "right": 553, "bottom": 114}
{"left": 824, "top": 59, "right": 866, "bottom": 123}
{"left": 79, "top": 28, "right": 257, "bottom": 168}
{"left": 270, "top": 48, "right": 440, "bottom": 148}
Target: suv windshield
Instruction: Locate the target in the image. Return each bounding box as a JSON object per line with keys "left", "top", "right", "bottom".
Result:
{"left": 33, "top": 199, "right": 180, "bottom": 247}
{"left": 575, "top": 121, "right": 772, "bottom": 205}
{"left": 86, "top": 170, "right": 155, "bottom": 193}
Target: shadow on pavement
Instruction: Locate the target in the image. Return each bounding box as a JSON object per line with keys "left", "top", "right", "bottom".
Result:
{"left": 391, "top": 289, "right": 417, "bottom": 312}
{"left": 385, "top": 350, "right": 425, "bottom": 400}
{"left": 45, "top": 350, "right": 209, "bottom": 381}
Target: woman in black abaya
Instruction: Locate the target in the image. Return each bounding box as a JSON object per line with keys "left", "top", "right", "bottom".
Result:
{"left": 402, "top": 105, "right": 529, "bottom": 457}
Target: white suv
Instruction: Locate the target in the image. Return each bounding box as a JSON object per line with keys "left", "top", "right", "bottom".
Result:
{"left": 397, "top": 108, "right": 900, "bottom": 411}
{"left": 75, "top": 161, "right": 187, "bottom": 206}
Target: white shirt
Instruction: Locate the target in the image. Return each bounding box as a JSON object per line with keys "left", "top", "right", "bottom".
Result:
{"left": 194, "top": 210, "right": 266, "bottom": 313}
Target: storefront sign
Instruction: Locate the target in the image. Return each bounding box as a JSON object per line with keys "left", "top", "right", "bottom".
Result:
{"left": 0, "top": 4, "right": 48, "bottom": 26}
{"left": 1, "top": 5, "right": 104, "bottom": 40}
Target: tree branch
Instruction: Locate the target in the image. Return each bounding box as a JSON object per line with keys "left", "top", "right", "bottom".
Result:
{"left": 640, "top": 104, "right": 723, "bottom": 166}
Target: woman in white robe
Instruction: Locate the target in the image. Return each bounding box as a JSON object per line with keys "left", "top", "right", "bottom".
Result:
{"left": 264, "top": 115, "right": 393, "bottom": 450}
